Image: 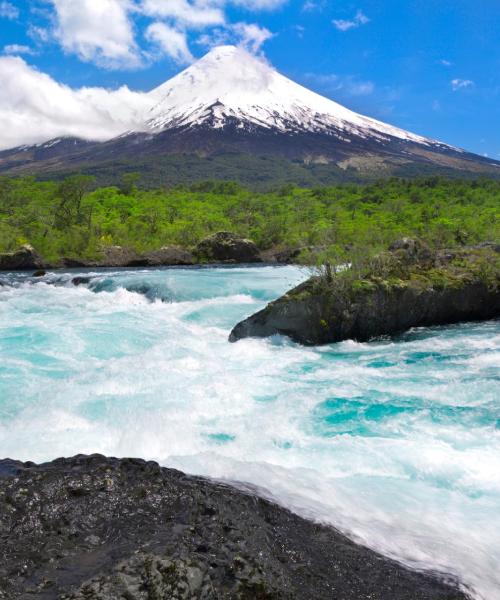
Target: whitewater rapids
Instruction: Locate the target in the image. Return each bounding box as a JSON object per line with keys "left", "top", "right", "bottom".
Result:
{"left": 0, "top": 266, "right": 499, "bottom": 599}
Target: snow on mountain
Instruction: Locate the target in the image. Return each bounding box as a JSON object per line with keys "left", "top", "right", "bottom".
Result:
{"left": 0, "top": 45, "right": 456, "bottom": 156}
{"left": 145, "top": 45, "right": 443, "bottom": 148}
{"left": 9, "top": 43, "right": 499, "bottom": 182}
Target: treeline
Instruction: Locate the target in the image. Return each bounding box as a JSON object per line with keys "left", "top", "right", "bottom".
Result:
{"left": 0, "top": 175, "right": 498, "bottom": 263}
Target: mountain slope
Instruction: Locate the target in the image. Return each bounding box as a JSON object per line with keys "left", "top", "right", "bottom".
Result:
{"left": 146, "top": 46, "right": 435, "bottom": 144}
{"left": 0, "top": 45, "right": 499, "bottom": 184}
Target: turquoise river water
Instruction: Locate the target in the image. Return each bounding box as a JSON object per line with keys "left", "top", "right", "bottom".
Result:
{"left": 0, "top": 266, "right": 499, "bottom": 599}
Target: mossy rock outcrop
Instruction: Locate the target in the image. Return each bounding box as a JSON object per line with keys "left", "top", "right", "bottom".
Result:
{"left": 230, "top": 242, "right": 500, "bottom": 345}
{"left": 195, "top": 232, "right": 262, "bottom": 263}
{"left": 0, "top": 244, "right": 46, "bottom": 271}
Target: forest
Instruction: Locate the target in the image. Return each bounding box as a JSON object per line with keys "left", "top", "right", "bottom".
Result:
{"left": 0, "top": 175, "right": 498, "bottom": 264}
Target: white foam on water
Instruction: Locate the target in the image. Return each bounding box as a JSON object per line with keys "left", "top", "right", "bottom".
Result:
{"left": 0, "top": 266, "right": 499, "bottom": 599}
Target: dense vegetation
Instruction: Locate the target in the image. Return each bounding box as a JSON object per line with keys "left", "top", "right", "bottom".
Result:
{"left": 0, "top": 175, "right": 498, "bottom": 264}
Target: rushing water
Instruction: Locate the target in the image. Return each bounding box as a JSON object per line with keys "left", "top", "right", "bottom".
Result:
{"left": 0, "top": 266, "right": 499, "bottom": 599}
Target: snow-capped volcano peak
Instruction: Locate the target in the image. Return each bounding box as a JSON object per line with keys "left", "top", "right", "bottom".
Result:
{"left": 3, "top": 44, "right": 498, "bottom": 179}
{"left": 145, "top": 45, "right": 434, "bottom": 146}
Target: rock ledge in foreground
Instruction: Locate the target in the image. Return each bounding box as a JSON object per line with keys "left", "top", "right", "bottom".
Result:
{"left": 0, "top": 455, "right": 467, "bottom": 600}
{"left": 230, "top": 243, "right": 500, "bottom": 345}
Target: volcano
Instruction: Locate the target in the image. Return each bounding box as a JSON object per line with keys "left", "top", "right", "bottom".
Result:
{"left": 1, "top": 45, "right": 498, "bottom": 184}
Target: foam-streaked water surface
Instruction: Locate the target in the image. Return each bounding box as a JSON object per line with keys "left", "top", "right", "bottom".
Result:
{"left": 1, "top": 266, "right": 499, "bottom": 599}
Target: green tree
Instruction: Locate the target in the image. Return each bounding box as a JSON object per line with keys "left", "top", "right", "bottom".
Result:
{"left": 55, "top": 175, "right": 95, "bottom": 228}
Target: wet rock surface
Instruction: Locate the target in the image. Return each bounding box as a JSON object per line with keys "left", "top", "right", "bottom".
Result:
{"left": 72, "top": 277, "right": 92, "bottom": 286}
{"left": 230, "top": 244, "right": 500, "bottom": 345}
{"left": 0, "top": 455, "right": 466, "bottom": 600}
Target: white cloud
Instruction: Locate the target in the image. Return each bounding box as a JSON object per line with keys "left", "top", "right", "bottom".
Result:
{"left": 50, "top": 0, "right": 142, "bottom": 69}
{"left": 196, "top": 21, "right": 273, "bottom": 53}
{"left": 140, "top": 0, "right": 286, "bottom": 27}
{"left": 0, "top": 1, "right": 18, "bottom": 19}
{"left": 438, "top": 59, "right": 452, "bottom": 67}
{"left": 28, "top": 25, "right": 51, "bottom": 43}
{"left": 196, "top": 28, "right": 231, "bottom": 48}
{"left": 293, "top": 24, "right": 305, "bottom": 37}
{"left": 302, "top": 0, "right": 326, "bottom": 11}
{"left": 141, "top": 0, "right": 225, "bottom": 28}
{"left": 23, "top": 0, "right": 288, "bottom": 71}
{"left": 0, "top": 56, "right": 152, "bottom": 150}
{"left": 451, "top": 78, "right": 474, "bottom": 91}
{"left": 3, "top": 44, "right": 35, "bottom": 56}
{"left": 145, "top": 22, "right": 194, "bottom": 64}
{"left": 232, "top": 22, "right": 273, "bottom": 52}
{"left": 333, "top": 9, "right": 369, "bottom": 32}
{"left": 349, "top": 80, "right": 374, "bottom": 96}
{"left": 230, "top": 0, "right": 287, "bottom": 8}
{"left": 39, "top": 0, "right": 283, "bottom": 70}
{"left": 302, "top": 1, "right": 318, "bottom": 11}
{"left": 306, "top": 72, "right": 374, "bottom": 96}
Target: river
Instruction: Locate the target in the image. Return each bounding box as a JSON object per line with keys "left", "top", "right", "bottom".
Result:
{"left": 0, "top": 266, "right": 499, "bottom": 599}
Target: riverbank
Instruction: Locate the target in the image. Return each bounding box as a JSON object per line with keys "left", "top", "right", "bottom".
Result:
{"left": 0, "top": 454, "right": 467, "bottom": 600}
{"left": 0, "top": 234, "right": 313, "bottom": 272}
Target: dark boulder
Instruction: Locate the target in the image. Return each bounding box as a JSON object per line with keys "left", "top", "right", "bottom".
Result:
{"left": 62, "top": 257, "right": 98, "bottom": 268}
{"left": 32, "top": 269, "right": 47, "bottom": 277}
{"left": 230, "top": 246, "right": 500, "bottom": 346}
{"left": 72, "top": 277, "right": 92, "bottom": 286}
{"left": 99, "top": 246, "right": 147, "bottom": 267}
{"left": 63, "top": 248, "right": 146, "bottom": 268}
{"left": 0, "top": 244, "right": 46, "bottom": 271}
{"left": 144, "top": 246, "right": 195, "bottom": 266}
{"left": 195, "top": 232, "right": 262, "bottom": 263}
{"left": 0, "top": 455, "right": 466, "bottom": 600}
{"left": 63, "top": 247, "right": 194, "bottom": 269}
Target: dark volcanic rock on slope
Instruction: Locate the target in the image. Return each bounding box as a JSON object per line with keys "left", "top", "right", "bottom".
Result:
{"left": 0, "top": 455, "right": 466, "bottom": 600}
{"left": 230, "top": 243, "right": 500, "bottom": 345}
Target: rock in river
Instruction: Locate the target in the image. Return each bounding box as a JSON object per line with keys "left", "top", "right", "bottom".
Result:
{"left": 230, "top": 243, "right": 500, "bottom": 346}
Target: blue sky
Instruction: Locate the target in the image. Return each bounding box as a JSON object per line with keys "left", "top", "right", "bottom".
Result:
{"left": 0, "top": 0, "right": 499, "bottom": 156}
